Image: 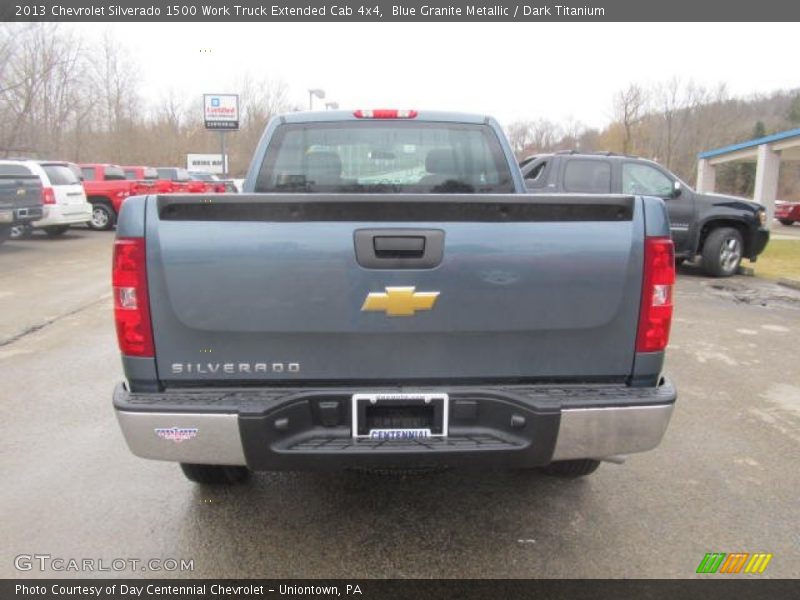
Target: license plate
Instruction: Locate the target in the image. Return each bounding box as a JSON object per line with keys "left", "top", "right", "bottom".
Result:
{"left": 352, "top": 393, "right": 449, "bottom": 439}
{"left": 368, "top": 428, "right": 431, "bottom": 440}
{"left": 0, "top": 210, "right": 12, "bottom": 223}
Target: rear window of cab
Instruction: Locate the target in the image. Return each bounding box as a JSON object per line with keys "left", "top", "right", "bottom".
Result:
{"left": 255, "top": 121, "right": 515, "bottom": 194}
{"left": 0, "top": 164, "right": 33, "bottom": 177}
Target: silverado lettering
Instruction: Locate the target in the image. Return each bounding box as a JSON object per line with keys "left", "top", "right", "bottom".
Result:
{"left": 171, "top": 363, "right": 300, "bottom": 374}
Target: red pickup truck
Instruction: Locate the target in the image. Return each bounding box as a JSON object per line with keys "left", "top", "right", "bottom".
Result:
{"left": 155, "top": 167, "right": 208, "bottom": 193}
{"left": 188, "top": 170, "right": 238, "bottom": 193}
{"left": 122, "top": 166, "right": 172, "bottom": 194}
{"left": 80, "top": 163, "right": 152, "bottom": 230}
{"left": 127, "top": 166, "right": 214, "bottom": 194}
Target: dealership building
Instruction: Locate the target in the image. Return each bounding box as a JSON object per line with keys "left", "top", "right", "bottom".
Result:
{"left": 696, "top": 127, "right": 800, "bottom": 224}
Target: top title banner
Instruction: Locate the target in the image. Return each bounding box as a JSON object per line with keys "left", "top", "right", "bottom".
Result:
{"left": 3, "top": 0, "right": 799, "bottom": 22}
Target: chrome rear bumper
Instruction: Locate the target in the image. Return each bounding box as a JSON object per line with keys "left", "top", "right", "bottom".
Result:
{"left": 114, "top": 380, "right": 676, "bottom": 469}
{"left": 552, "top": 404, "right": 673, "bottom": 460}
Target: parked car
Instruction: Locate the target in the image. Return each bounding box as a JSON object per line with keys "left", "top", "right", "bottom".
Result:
{"left": 520, "top": 151, "right": 770, "bottom": 277}
{"left": 122, "top": 165, "right": 172, "bottom": 194}
{"left": 80, "top": 163, "right": 157, "bottom": 230}
{"left": 0, "top": 161, "right": 43, "bottom": 244}
{"left": 3, "top": 160, "right": 91, "bottom": 238}
{"left": 112, "top": 109, "right": 676, "bottom": 485}
{"left": 774, "top": 200, "right": 799, "bottom": 226}
{"left": 188, "top": 170, "right": 237, "bottom": 193}
{"left": 156, "top": 167, "right": 205, "bottom": 193}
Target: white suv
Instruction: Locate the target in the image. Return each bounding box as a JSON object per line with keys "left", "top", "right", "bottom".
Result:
{"left": 2, "top": 160, "right": 92, "bottom": 237}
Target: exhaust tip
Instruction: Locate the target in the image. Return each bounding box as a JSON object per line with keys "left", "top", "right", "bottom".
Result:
{"left": 601, "top": 455, "right": 628, "bottom": 464}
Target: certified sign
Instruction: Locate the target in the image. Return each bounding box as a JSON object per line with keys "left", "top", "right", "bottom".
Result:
{"left": 203, "top": 94, "right": 239, "bottom": 130}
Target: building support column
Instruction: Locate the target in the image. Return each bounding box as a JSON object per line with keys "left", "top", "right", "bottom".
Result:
{"left": 754, "top": 144, "right": 781, "bottom": 226}
{"left": 696, "top": 158, "right": 716, "bottom": 193}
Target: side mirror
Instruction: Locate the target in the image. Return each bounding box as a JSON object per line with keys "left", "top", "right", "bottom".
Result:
{"left": 671, "top": 180, "right": 682, "bottom": 198}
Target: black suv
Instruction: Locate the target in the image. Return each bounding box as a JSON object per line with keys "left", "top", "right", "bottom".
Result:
{"left": 520, "top": 152, "right": 769, "bottom": 277}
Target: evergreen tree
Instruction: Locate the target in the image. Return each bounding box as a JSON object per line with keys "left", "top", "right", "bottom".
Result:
{"left": 738, "top": 121, "right": 766, "bottom": 196}
{"left": 789, "top": 95, "right": 800, "bottom": 125}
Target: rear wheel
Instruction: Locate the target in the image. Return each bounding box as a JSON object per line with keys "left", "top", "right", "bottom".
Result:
{"left": 44, "top": 225, "right": 69, "bottom": 237}
{"left": 779, "top": 219, "right": 795, "bottom": 226}
{"left": 541, "top": 459, "right": 601, "bottom": 478}
{"left": 0, "top": 226, "right": 10, "bottom": 245}
{"left": 701, "top": 227, "right": 743, "bottom": 277}
{"left": 89, "top": 202, "right": 116, "bottom": 231}
{"left": 675, "top": 257, "right": 686, "bottom": 267}
{"left": 179, "top": 463, "right": 251, "bottom": 485}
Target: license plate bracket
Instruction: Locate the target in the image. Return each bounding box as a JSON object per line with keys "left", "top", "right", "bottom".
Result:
{"left": 352, "top": 393, "right": 449, "bottom": 440}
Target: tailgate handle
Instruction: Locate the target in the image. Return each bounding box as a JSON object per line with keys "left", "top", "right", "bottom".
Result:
{"left": 373, "top": 236, "right": 425, "bottom": 258}
{"left": 354, "top": 229, "right": 444, "bottom": 269}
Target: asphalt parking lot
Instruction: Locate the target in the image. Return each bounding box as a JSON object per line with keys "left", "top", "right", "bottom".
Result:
{"left": 772, "top": 222, "right": 800, "bottom": 241}
{"left": 1, "top": 227, "right": 799, "bottom": 579}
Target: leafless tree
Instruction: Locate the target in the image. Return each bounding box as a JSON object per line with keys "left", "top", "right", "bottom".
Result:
{"left": 506, "top": 119, "right": 563, "bottom": 158}
{"left": 91, "top": 31, "right": 141, "bottom": 161}
{"left": 232, "top": 75, "right": 289, "bottom": 168}
{"left": 0, "top": 24, "right": 86, "bottom": 157}
{"left": 507, "top": 121, "right": 534, "bottom": 157}
{"left": 0, "top": 24, "right": 26, "bottom": 93}
{"left": 613, "top": 83, "right": 648, "bottom": 155}
{"left": 558, "top": 117, "right": 587, "bottom": 151}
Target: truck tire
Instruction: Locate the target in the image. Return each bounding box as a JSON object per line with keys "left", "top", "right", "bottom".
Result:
{"left": 10, "top": 225, "right": 31, "bottom": 239}
{"left": 179, "top": 463, "right": 251, "bottom": 485}
{"left": 541, "top": 459, "right": 601, "bottom": 477}
{"left": 0, "top": 225, "right": 10, "bottom": 245}
{"left": 701, "top": 227, "right": 743, "bottom": 277}
{"left": 44, "top": 226, "right": 69, "bottom": 237}
{"left": 779, "top": 219, "right": 795, "bottom": 226}
{"left": 89, "top": 201, "right": 116, "bottom": 231}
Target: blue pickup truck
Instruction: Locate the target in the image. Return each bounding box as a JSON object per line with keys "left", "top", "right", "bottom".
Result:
{"left": 0, "top": 162, "right": 43, "bottom": 244}
{"left": 112, "top": 110, "right": 677, "bottom": 484}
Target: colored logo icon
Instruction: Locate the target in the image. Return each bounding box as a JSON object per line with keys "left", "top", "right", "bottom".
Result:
{"left": 696, "top": 552, "right": 773, "bottom": 574}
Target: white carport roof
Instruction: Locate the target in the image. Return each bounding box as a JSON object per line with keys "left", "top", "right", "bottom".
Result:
{"left": 698, "top": 127, "right": 800, "bottom": 165}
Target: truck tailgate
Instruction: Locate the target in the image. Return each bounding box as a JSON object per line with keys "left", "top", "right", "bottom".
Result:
{"left": 0, "top": 177, "right": 42, "bottom": 213}
{"left": 144, "top": 194, "right": 644, "bottom": 384}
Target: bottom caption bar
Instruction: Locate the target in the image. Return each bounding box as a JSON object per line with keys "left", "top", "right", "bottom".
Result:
{"left": 2, "top": 580, "right": 799, "bottom": 599}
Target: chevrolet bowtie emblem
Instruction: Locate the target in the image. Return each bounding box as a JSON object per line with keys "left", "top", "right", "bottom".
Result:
{"left": 361, "top": 286, "right": 440, "bottom": 317}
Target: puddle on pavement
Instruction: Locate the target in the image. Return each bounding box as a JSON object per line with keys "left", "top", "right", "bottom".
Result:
{"left": 704, "top": 280, "right": 800, "bottom": 310}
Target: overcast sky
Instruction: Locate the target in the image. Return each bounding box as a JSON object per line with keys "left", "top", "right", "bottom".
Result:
{"left": 76, "top": 22, "right": 797, "bottom": 129}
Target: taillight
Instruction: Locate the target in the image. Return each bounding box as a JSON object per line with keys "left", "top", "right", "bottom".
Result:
{"left": 354, "top": 109, "right": 418, "bottom": 119}
{"left": 112, "top": 238, "right": 154, "bottom": 357}
{"left": 636, "top": 237, "right": 675, "bottom": 352}
{"left": 42, "top": 187, "right": 56, "bottom": 204}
